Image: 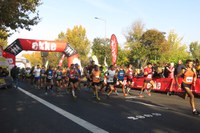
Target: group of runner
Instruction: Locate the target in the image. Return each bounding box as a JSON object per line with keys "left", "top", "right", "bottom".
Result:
{"left": 14, "top": 59, "right": 200, "bottom": 116}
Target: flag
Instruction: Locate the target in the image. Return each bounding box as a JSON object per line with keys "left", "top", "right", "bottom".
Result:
{"left": 110, "top": 34, "right": 118, "bottom": 65}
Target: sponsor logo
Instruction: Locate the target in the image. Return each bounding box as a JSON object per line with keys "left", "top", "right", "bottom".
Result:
{"left": 32, "top": 41, "right": 57, "bottom": 51}
{"left": 64, "top": 44, "right": 76, "bottom": 57}
{"left": 6, "top": 42, "right": 22, "bottom": 55}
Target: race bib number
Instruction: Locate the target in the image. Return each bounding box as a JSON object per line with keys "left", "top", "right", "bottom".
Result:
{"left": 57, "top": 76, "right": 62, "bottom": 79}
{"left": 70, "top": 74, "right": 75, "bottom": 78}
{"left": 147, "top": 74, "right": 152, "bottom": 79}
{"left": 95, "top": 76, "right": 100, "bottom": 79}
{"left": 186, "top": 77, "right": 193, "bottom": 83}
{"left": 108, "top": 78, "right": 114, "bottom": 83}
{"left": 47, "top": 75, "right": 52, "bottom": 79}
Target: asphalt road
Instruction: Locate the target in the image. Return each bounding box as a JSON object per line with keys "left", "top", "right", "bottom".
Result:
{"left": 1, "top": 81, "right": 200, "bottom": 133}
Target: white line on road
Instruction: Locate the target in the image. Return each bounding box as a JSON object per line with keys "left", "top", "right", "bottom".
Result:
{"left": 126, "top": 100, "right": 169, "bottom": 110}
{"left": 17, "top": 87, "right": 109, "bottom": 133}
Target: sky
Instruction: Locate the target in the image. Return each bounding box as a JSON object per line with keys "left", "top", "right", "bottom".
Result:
{"left": 8, "top": 0, "right": 200, "bottom": 51}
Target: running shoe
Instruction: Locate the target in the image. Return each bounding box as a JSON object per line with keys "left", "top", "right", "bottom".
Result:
{"left": 106, "top": 94, "right": 110, "bottom": 98}
{"left": 115, "top": 91, "right": 119, "bottom": 95}
{"left": 124, "top": 93, "right": 128, "bottom": 97}
{"left": 73, "top": 95, "right": 77, "bottom": 98}
{"left": 96, "top": 97, "right": 101, "bottom": 101}
{"left": 139, "top": 94, "right": 144, "bottom": 98}
{"left": 127, "top": 87, "right": 131, "bottom": 93}
{"left": 148, "top": 92, "right": 151, "bottom": 96}
{"left": 192, "top": 110, "right": 200, "bottom": 115}
{"left": 45, "top": 92, "right": 48, "bottom": 95}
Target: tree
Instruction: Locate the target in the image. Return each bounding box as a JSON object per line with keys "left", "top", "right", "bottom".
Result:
{"left": 124, "top": 20, "right": 145, "bottom": 67}
{"left": 117, "top": 46, "right": 130, "bottom": 66}
{"left": 56, "top": 25, "right": 91, "bottom": 66}
{"left": 0, "top": 30, "right": 8, "bottom": 48}
{"left": 140, "top": 29, "right": 166, "bottom": 63}
{"left": 125, "top": 20, "right": 145, "bottom": 44}
{"left": 92, "top": 38, "right": 111, "bottom": 65}
{"left": 189, "top": 41, "right": 200, "bottom": 60}
{"left": 159, "top": 31, "right": 189, "bottom": 64}
{"left": 23, "top": 52, "right": 42, "bottom": 66}
{"left": 0, "top": 0, "right": 41, "bottom": 38}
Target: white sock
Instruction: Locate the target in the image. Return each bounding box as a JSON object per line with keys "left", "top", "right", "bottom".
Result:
{"left": 72, "top": 90, "right": 75, "bottom": 96}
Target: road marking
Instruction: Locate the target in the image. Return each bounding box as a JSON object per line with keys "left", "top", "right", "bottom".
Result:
{"left": 127, "top": 113, "right": 162, "bottom": 121}
{"left": 125, "top": 96, "right": 137, "bottom": 99}
{"left": 17, "top": 87, "right": 109, "bottom": 133}
{"left": 126, "top": 100, "right": 169, "bottom": 110}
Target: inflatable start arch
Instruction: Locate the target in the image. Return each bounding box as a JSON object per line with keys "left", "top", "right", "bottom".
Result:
{"left": 3, "top": 38, "right": 78, "bottom": 68}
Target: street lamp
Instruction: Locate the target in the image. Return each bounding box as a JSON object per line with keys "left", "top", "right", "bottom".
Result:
{"left": 94, "top": 17, "right": 107, "bottom": 39}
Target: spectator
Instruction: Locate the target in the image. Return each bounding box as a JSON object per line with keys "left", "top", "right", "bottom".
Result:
{"left": 153, "top": 67, "right": 164, "bottom": 78}
{"left": 11, "top": 66, "right": 19, "bottom": 88}
{"left": 195, "top": 59, "right": 200, "bottom": 78}
{"left": 166, "top": 62, "right": 175, "bottom": 95}
{"left": 174, "top": 60, "right": 185, "bottom": 77}
{"left": 163, "top": 63, "right": 170, "bottom": 78}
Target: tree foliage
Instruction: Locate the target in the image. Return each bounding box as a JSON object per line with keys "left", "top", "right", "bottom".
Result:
{"left": 159, "top": 31, "right": 189, "bottom": 63}
{"left": 92, "top": 38, "right": 111, "bottom": 65}
{"left": 0, "top": 0, "right": 41, "bottom": 38}
{"left": 0, "top": 30, "right": 8, "bottom": 48}
{"left": 140, "top": 29, "right": 166, "bottom": 62}
{"left": 56, "top": 25, "right": 91, "bottom": 66}
{"left": 125, "top": 20, "right": 145, "bottom": 67}
{"left": 23, "top": 52, "right": 42, "bottom": 66}
{"left": 189, "top": 41, "right": 200, "bottom": 60}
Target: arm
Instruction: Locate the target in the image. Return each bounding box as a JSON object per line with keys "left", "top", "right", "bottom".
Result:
{"left": 175, "top": 69, "right": 184, "bottom": 87}
{"left": 193, "top": 68, "right": 197, "bottom": 86}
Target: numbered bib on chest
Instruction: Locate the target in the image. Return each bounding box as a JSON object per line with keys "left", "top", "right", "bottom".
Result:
{"left": 108, "top": 78, "right": 114, "bottom": 83}
{"left": 186, "top": 77, "right": 193, "bottom": 83}
{"left": 47, "top": 75, "right": 52, "bottom": 79}
{"left": 147, "top": 74, "right": 152, "bottom": 79}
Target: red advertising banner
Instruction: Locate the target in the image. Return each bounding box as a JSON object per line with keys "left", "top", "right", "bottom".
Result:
{"left": 18, "top": 38, "right": 67, "bottom": 52}
{"left": 110, "top": 34, "right": 118, "bottom": 65}
{"left": 58, "top": 54, "right": 66, "bottom": 67}
{"left": 123, "top": 77, "right": 200, "bottom": 94}
{"left": 4, "top": 38, "right": 67, "bottom": 55}
{"left": 2, "top": 51, "right": 16, "bottom": 68}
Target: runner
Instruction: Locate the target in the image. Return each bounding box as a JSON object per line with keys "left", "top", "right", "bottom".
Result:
{"left": 25, "top": 67, "right": 31, "bottom": 83}
{"left": 176, "top": 59, "right": 200, "bottom": 115}
{"left": 55, "top": 66, "right": 63, "bottom": 90}
{"left": 75, "top": 63, "right": 81, "bottom": 90}
{"left": 166, "top": 62, "right": 175, "bottom": 95}
{"left": 106, "top": 65, "right": 117, "bottom": 97}
{"left": 126, "top": 64, "right": 134, "bottom": 93}
{"left": 139, "top": 62, "right": 154, "bottom": 98}
{"left": 33, "top": 65, "right": 41, "bottom": 89}
{"left": 83, "top": 61, "right": 95, "bottom": 90}
{"left": 117, "top": 64, "right": 127, "bottom": 96}
{"left": 99, "top": 66, "right": 106, "bottom": 93}
{"left": 68, "top": 64, "right": 79, "bottom": 98}
{"left": 45, "top": 66, "right": 54, "bottom": 95}
{"left": 91, "top": 65, "right": 101, "bottom": 100}
{"left": 40, "top": 65, "right": 46, "bottom": 89}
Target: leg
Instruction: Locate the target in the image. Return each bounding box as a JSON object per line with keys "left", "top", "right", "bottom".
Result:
{"left": 184, "top": 87, "right": 196, "bottom": 111}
